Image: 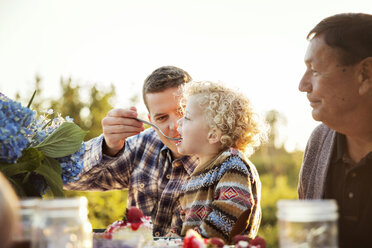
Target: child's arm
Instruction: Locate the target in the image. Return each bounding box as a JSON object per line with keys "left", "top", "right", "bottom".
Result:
{"left": 200, "top": 165, "right": 261, "bottom": 243}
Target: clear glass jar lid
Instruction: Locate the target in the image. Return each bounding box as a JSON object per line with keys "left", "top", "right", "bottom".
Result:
{"left": 19, "top": 198, "right": 39, "bottom": 215}
{"left": 277, "top": 199, "right": 338, "bottom": 222}
{"left": 36, "top": 197, "right": 89, "bottom": 218}
{"left": 38, "top": 197, "right": 88, "bottom": 209}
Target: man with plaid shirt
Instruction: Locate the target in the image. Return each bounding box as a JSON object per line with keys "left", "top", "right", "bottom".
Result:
{"left": 65, "top": 66, "right": 199, "bottom": 236}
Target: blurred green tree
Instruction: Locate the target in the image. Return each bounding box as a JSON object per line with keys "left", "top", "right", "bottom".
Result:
{"left": 250, "top": 110, "right": 303, "bottom": 248}
{"left": 49, "top": 77, "right": 117, "bottom": 140}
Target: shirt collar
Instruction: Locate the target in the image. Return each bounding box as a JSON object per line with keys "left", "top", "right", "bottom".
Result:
{"left": 361, "top": 151, "right": 372, "bottom": 164}
{"left": 177, "top": 155, "right": 199, "bottom": 175}
{"left": 333, "top": 132, "right": 347, "bottom": 163}
{"left": 160, "top": 145, "right": 169, "bottom": 154}
{"left": 160, "top": 146, "right": 199, "bottom": 176}
{"left": 332, "top": 132, "right": 372, "bottom": 169}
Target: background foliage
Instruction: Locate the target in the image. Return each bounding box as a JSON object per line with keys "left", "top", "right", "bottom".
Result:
{"left": 17, "top": 77, "right": 303, "bottom": 247}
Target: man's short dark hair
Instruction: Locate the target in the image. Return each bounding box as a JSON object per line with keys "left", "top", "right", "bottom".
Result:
{"left": 142, "top": 66, "right": 192, "bottom": 110}
{"left": 307, "top": 13, "right": 372, "bottom": 65}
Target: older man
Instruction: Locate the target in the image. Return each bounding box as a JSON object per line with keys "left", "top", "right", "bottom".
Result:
{"left": 298, "top": 13, "right": 372, "bottom": 247}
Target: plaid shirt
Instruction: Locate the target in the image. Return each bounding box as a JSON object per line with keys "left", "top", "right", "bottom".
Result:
{"left": 65, "top": 128, "right": 199, "bottom": 236}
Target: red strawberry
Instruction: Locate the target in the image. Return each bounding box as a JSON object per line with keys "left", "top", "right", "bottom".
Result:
{"left": 190, "top": 237, "right": 204, "bottom": 248}
{"left": 208, "top": 237, "right": 225, "bottom": 248}
{"left": 130, "top": 222, "right": 142, "bottom": 231}
{"left": 183, "top": 229, "right": 205, "bottom": 248}
{"left": 126, "top": 206, "right": 144, "bottom": 223}
{"left": 234, "top": 235, "right": 249, "bottom": 244}
{"left": 248, "top": 236, "right": 266, "bottom": 248}
{"left": 235, "top": 240, "right": 250, "bottom": 248}
{"left": 183, "top": 234, "right": 193, "bottom": 247}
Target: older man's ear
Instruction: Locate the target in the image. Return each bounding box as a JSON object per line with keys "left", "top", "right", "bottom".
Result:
{"left": 358, "top": 57, "right": 372, "bottom": 96}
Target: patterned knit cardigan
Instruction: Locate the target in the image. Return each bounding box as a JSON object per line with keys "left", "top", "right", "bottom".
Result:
{"left": 179, "top": 148, "right": 261, "bottom": 242}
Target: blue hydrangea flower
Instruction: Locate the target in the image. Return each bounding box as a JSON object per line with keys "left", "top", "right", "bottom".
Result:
{"left": 56, "top": 142, "right": 85, "bottom": 184}
{"left": 1, "top": 93, "right": 85, "bottom": 196}
{"left": 29, "top": 114, "right": 85, "bottom": 185}
{"left": 0, "top": 94, "right": 36, "bottom": 163}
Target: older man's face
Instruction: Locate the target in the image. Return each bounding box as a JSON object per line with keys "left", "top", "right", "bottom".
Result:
{"left": 298, "top": 35, "right": 361, "bottom": 128}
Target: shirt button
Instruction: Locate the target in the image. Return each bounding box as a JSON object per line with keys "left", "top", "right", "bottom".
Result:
{"left": 166, "top": 174, "right": 171, "bottom": 179}
{"left": 140, "top": 183, "right": 145, "bottom": 189}
{"left": 155, "top": 232, "right": 160, "bottom": 237}
{"left": 348, "top": 192, "right": 354, "bottom": 199}
{"left": 95, "top": 155, "right": 99, "bottom": 161}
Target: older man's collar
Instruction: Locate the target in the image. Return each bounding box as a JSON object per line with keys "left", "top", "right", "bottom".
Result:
{"left": 333, "top": 132, "right": 347, "bottom": 163}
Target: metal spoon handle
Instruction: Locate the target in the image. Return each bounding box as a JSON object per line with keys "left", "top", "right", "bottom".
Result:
{"left": 134, "top": 117, "right": 182, "bottom": 141}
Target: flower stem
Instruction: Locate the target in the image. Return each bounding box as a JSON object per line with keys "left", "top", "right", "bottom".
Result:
{"left": 27, "top": 90, "right": 37, "bottom": 108}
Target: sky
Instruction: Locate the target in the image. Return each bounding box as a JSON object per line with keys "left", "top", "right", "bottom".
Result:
{"left": 0, "top": 0, "right": 371, "bottom": 151}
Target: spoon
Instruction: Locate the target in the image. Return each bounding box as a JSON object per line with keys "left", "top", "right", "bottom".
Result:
{"left": 135, "top": 117, "right": 182, "bottom": 141}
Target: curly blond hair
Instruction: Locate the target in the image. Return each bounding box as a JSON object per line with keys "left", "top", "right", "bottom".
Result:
{"left": 181, "top": 81, "right": 267, "bottom": 156}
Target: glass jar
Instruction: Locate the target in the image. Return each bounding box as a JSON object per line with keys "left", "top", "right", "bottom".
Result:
{"left": 11, "top": 198, "right": 39, "bottom": 248}
{"left": 32, "top": 197, "right": 92, "bottom": 248}
{"left": 277, "top": 199, "right": 338, "bottom": 248}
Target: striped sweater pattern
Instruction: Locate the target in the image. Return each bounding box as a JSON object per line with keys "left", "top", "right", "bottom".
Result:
{"left": 179, "top": 148, "right": 261, "bottom": 242}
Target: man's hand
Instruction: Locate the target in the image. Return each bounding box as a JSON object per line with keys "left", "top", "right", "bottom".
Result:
{"left": 101, "top": 106, "right": 144, "bottom": 156}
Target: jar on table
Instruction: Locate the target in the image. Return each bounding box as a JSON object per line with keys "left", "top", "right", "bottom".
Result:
{"left": 32, "top": 197, "right": 92, "bottom": 248}
{"left": 11, "top": 198, "right": 39, "bottom": 248}
{"left": 277, "top": 199, "right": 338, "bottom": 248}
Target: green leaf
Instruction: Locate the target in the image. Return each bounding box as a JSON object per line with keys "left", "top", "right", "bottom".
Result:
{"left": 0, "top": 163, "right": 24, "bottom": 177}
{"left": 34, "top": 157, "right": 64, "bottom": 197}
{"left": 17, "top": 147, "right": 44, "bottom": 172}
{"left": 35, "top": 122, "right": 88, "bottom": 158}
{"left": 0, "top": 162, "right": 41, "bottom": 197}
{"left": 7, "top": 177, "right": 27, "bottom": 197}
{"left": 18, "top": 179, "right": 42, "bottom": 197}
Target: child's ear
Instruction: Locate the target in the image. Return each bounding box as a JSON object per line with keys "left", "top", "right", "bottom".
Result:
{"left": 358, "top": 57, "right": 372, "bottom": 96}
{"left": 208, "top": 128, "right": 221, "bottom": 144}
